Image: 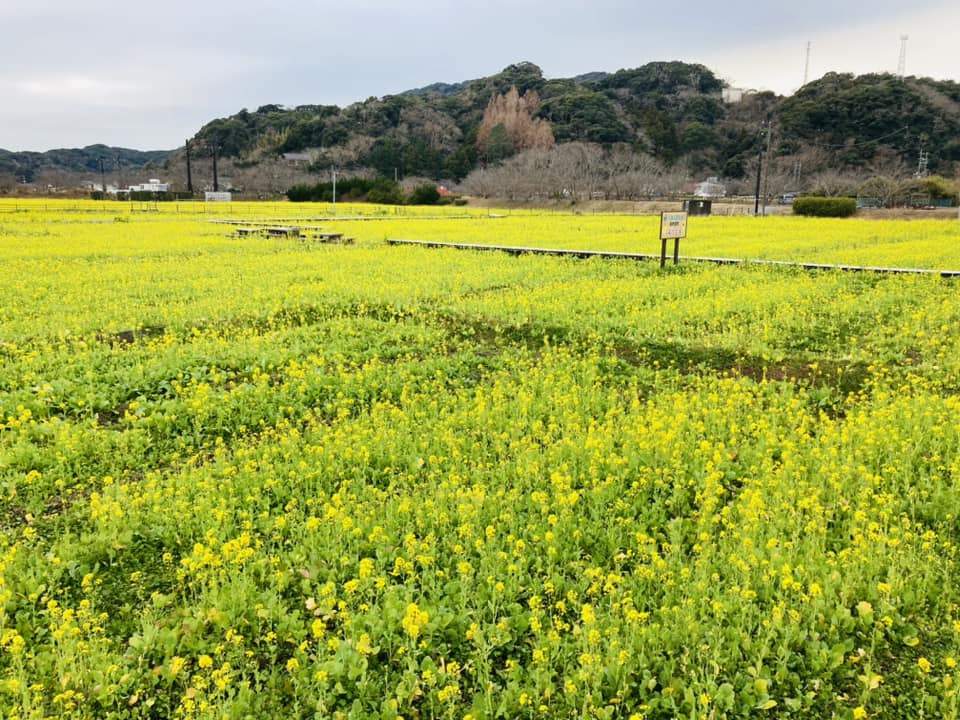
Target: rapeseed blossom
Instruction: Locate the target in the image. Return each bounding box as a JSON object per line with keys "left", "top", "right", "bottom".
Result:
{"left": 2, "top": 200, "right": 960, "bottom": 718}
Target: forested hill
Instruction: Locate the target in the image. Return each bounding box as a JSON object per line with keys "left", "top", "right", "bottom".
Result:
{"left": 191, "top": 61, "right": 736, "bottom": 179}
{"left": 188, "top": 61, "right": 960, "bottom": 182}
{"left": 0, "top": 145, "right": 170, "bottom": 182}
{"left": 10, "top": 61, "right": 957, "bottom": 185}
{"left": 777, "top": 72, "right": 960, "bottom": 169}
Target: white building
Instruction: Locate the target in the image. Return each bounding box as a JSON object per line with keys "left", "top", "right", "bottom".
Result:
{"left": 694, "top": 177, "right": 727, "bottom": 198}
{"left": 282, "top": 152, "right": 314, "bottom": 164}
{"left": 722, "top": 87, "right": 749, "bottom": 104}
{"left": 82, "top": 180, "right": 121, "bottom": 194}
{"left": 128, "top": 178, "right": 170, "bottom": 193}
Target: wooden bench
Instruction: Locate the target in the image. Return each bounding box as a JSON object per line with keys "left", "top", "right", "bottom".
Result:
{"left": 265, "top": 226, "right": 301, "bottom": 238}
{"left": 230, "top": 226, "right": 354, "bottom": 244}
{"left": 309, "top": 232, "right": 354, "bottom": 244}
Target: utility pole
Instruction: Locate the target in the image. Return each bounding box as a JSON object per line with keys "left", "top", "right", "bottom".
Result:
{"left": 212, "top": 142, "right": 220, "bottom": 192}
{"left": 762, "top": 121, "right": 774, "bottom": 215}
{"left": 115, "top": 154, "right": 124, "bottom": 191}
{"left": 185, "top": 140, "right": 194, "bottom": 194}
{"left": 754, "top": 120, "right": 767, "bottom": 216}
{"left": 99, "top": 157, "right": 107, "bottom": 193}
{"left": 332, "top": 168, "right": 337, "bottom": 210}
{"left": 803, "top": 41, "right": 811, "bottom": 87}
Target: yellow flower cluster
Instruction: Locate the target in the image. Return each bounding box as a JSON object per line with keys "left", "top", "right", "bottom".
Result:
{"left": 402, "top": 603, "right": 430, "bottom": 640}
{"left": 2, "top": 200, "right": 960, "bottom": 718}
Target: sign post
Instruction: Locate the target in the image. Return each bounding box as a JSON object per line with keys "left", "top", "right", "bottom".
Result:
{"left": 659, "top": 211, "right": 688, "bottom": 268}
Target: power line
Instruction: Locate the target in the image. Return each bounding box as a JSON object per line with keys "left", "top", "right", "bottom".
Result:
{"left": 800, "top": 126, "right": 910, "bottom": 150}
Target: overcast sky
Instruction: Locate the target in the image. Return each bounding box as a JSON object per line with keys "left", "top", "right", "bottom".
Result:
{"left": 2, "top": 0, "right": 958, "bottom": 151}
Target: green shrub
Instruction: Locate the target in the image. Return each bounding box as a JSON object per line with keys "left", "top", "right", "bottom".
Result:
{"left": 366, "top": 179, "right": 406, "bottom": 205}
{"left": 92, "top": 190, "right": 193, "bottom": 202}
{"left": 914, "top": 175, "right": 958, "bottom": 200}
{"left": 288, "top": 177, "right": 405, "bottom": 204}
{"left": 793, "top": 196, "right": 857, "bottom": 217}
{"left": 408, "top": 184, "right": 441, "bottom": 205}
{"left": 286, "top": 184, "right": 318, "bottom": 202}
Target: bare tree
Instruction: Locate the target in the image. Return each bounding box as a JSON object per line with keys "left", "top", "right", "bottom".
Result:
{"left": 460, "top": 143, "right": 675, "bottom": 201}
{"left": 807, "top": 170, "right": 865, "bottom": 197}
{"left": 868, "top": 147, "right": 910, "bottom": 179}
{"left": 858, "top": 176, "right": 906, "bottom": 207}
{"left": 313, "top": 136, "right": 376, "bottom": 169}
{"left": 398, "top": 106, "right": 462, "bottom": 153}
{"left": 477, "top": 87, "right": 555, "bottom": 158}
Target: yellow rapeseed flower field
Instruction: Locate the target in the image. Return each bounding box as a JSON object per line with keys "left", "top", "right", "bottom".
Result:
{"left": 2, "top": 199, "right": 960, "bottom": 718}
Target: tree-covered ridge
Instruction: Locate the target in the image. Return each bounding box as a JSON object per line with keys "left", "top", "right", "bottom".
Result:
{"left": 16, "top": 61, "right": 953, "bottom": 188}
{"left": 191, "top": 61, "right": 737, "bottom": 180}
{"left": 778, "top": 72, "right": 960, "bottom": 167}
{"left": 0, "top": 145, "right": 170, "bottom": 183}
{"left": 190, "top": 61, "right": 959, "bottom": 182}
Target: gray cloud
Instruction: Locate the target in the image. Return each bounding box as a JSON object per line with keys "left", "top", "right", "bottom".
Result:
{"left": 1, "top": 0, "right": 955, "bottom": 150}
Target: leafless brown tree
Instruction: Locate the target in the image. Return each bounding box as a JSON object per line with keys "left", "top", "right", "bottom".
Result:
{"left": 858, "top": 176, "right": 907, "bottom": 207}
{"left": 807, "top": 169, "right": 865, "bottom": 197}
{"left": 477, "top": 87, "right": 555, "bottom": 158}
{"left": 459, "top": 143, "right": 682, "bottom": 201}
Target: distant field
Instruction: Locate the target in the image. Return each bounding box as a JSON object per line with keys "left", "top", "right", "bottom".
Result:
{"left": 3, "top": 200, "right": 960, "bottom": 719}
{"left": 393, "top": 215, "right": 960, "bottom": 269}
{"left": 3, "top": 198, "right": 960, "bottom": 268}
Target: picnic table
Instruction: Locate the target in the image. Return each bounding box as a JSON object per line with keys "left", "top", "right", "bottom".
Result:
{"left": 311, "top": 232, "right": 349, "bottom": 243}
{"left": 231, "top": 225, "right": 354, "bottom": 244}
{"left": 234, "top": 225, "right": 300, "bottom": 237}
{"left": 264, "top": 226, "right": 301, "bottom": 238}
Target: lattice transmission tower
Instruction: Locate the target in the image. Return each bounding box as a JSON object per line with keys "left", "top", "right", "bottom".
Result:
{"left": 915, "top": 147, "right": 930, "bottom": 178}
{"left": 898, "top": 35, "right": 908, "bottom": 78}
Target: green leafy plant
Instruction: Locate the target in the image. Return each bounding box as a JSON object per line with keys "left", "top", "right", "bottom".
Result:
{"left": 793, "top": 196, "right": 858, "bottom": 217}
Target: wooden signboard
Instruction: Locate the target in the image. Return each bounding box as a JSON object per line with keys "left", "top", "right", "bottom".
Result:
{"left": 659, "top": 211, "right": 688, "bottom": 268}
{"left": 660, "top": 212, "right": 688, "bottom": 240}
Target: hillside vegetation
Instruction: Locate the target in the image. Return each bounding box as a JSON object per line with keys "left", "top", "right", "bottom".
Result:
{"left": 189, "top": 62, "right": 960, "bottom": 183}
{"left": 5, "top": 62, "right": 959, "bottom": 195}
{"left": 0, "top": 145, "right": 169, "bottom": 184}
